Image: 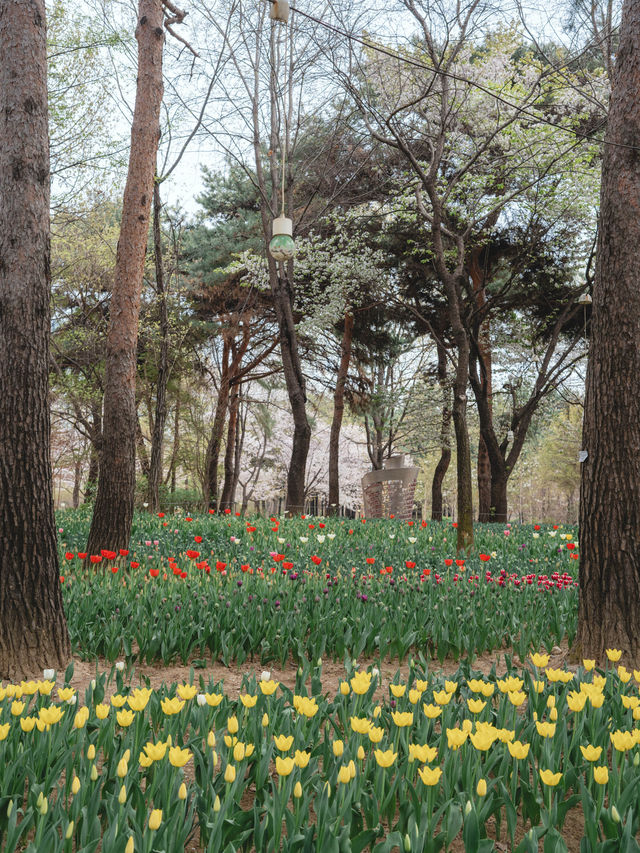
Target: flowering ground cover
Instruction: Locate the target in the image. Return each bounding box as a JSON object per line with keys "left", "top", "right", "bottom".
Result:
{"left": 2, "top": 654, "right": 640, "bottom": 852}
{"left": 57, "top": 511, "right": 579, "bottom": 667}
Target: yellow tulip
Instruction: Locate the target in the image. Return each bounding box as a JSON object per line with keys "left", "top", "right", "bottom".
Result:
{"left": 0, "top": 723, "right": 8, "bottom": 741}
{"left": 567, "top": 691, "right": 587, "bottom": 712}
{"left": 37, "top": 680, "right": 55, "bottom": 696}
{"left": 240, "top": 694, "right": 257, "bottom": 708}
{"left": 95, "top": 703, "right": 109, "bottom": 719}
{"left": 127, "top": 693, "right": 150, "bottom": 712}
{"left": 350, "top": 716, "right": 372, "bottom": 735}
{"left": 87, "top": 744, "right": 96, "bottom": 760}
{"left": 415, "top": 679, "right": 428, "bottom": 692}
{"left": 423, "top": 703, "right": 442, "bottom": 719}
{"left": 110, "top": 694, "right": 127, "bottom": 708}
{"left": 71, "top": 776, "right": 81, "bottom": 795}
{"left": 469, "top": 728, "right": 496, "bottom": 751}
{"left": 176, "top": 684, "right": 197, "bottom": 701}
{"left": 259, "top": 680, "right": 279, "bottom": 695}
{"left": 433, "top": 690, "right": 452, "bottom": 705}
{"left": 497, "top": 677, "right": 523, "bottom": 693}
{"left": 617, "top": 666, "right": 632, "bottom": 684}
{"left": 610, "top": 730, "right": 635, "bottom": 751}
{"left": 294, "top": 749, "right": 310, "bottom": 768}
{"left": 467, "top": 698, "right": 486, "bottom": 714}
{"left": 530, "top": 653, "right": 550, "bottom": 668}
{"left": 337, "top": 765, "right": 352, "bottom": 784}
{"left": 374, "top": 748, "right": 397, "bottom": 768}
{"left": 169, "top": 746, "right": 192, "bottom": 768}
{"left": 445, "top": 680, "right": 458, "bottom": 694}
{"left": 20, "top": 716, "right": 36, "bottom": 732}
{"left": 224, "top": 763, "right": 236, "bottom": 783}
{"left": 227, "top": 715, "right": 239, "bottom": 734}
{"left": 294, "top": 696, "right": 318, "bottom": 717}
{"left": 11, "top": 701, "right": 25, "bottom": 716}
{"left": 583, "top": 659, "right": 596, "bottom": 671}
{"left": 589, "top": 692, "right": 605, "bottom": 709}
{"left": 74, "top": 707, "right": 90, "bottom": 729}
{"left": 332, "top": 739, "right": 344, "bottom": 757}
{"left": 446, "top": 728, "right": 468, "bottom": 750}
{"left": 535, "top": 721, "right": 556, "bottom": 738}
{"left": 148, "top": 809, "right": 162, "bottom": 831}
{"left": 339, "top": 681, "right": 350, "bottom": 696}
{"left": 293, "top": 781, "right": 302, "bottom": 798}
{"left": 276, "top": 756, "right": 295, "bottom": 776}
{"left": 476, "top": 778, "right": 487, "bottom": 797}
{"left": 593, "top": 765, "right": 609, "bottom": 785}
{"left": 390, "top": 683, "right": 407, "bottom": 698}
{"left": 39, "top": 706, "right": 64, "bottom": 725}
{"left": 621, "top": 695, "right": 640, "bottom": 709}
{"left": 160, "top": 697, "right": 185, "bottom": 715}
{"left": 408, "top": 743, "right": 438, "bottom": 764}
{"left": 496, "top": 728, "right": 515, "bottom": 743}
{"left": 125, "top": 837, "right": 134, "bottom": 853}
{"left": 262, "top": 713, "right": 269, "bottom": 727}
{"left": 178, "top": 782, "right": 187, "bottom": 800}
{"left": 204, "top": 692, "right": 223, "bottom": 707}
{"left": 531, "top": 680, "right": 545, "bottom": 694}
{"left": 142, "top": 740, "right": 167, "bottom": 762}
{"left": 119, "top": 784, "right": 127, "bottom": 804}
{"left": 540, "top": 769, "right": 562, "bottom": 786}
{"left": 508, "top": 691, "right": 526, "bottom": 708}
{"left": 350, "top": 671, "right": 372, "bottom": 695}
{"left": 507, "top": 740, "right": 530, "bottom": 760}
{"left": 391, "top": 711, "right": 413, "bottom": 727}
{"left": 580, "top": 744, "right": 602, "bottom": 762}
{"left": 116, "top": 709, "right": 135, "bottom": 727}
{"left": 606, "top": 649, "right": 622, "bottom": 662}
{"left": 274, "top": 734, "right": 294, "bottom": 751}
{"left": 117, "top": 757, "right": 128, "bottom": 778}
{"left": 58, "top": 687, "right": 75, "bottom": 702}
{"left": 357, "top": 745, "right": 365, "bottom": 760}
{"left": 418, "top": 765, "right": 442, "bottom": 786}
{"left": 368, "top": 726, "right": 384, "bottom": 743}
{"left": 233, "top": 742, "right": 246, "bottom": 762}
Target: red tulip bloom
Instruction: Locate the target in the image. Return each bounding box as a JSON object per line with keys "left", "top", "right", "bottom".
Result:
{"left": 479, "top": 554, "right": 491, "bottom": 562}
{"left": 119, "top": 549, "right": 129, "bottom": 557}
{"left": 149, "top": 568, "right": 159, "bottom": 578}
{"left": 319, "top": 522, "right": 325, "bottom": 528}
{"left": 59, "top": 575, "right": 65, "bottom": 583}
{"left": 101, "top": 549, "right": 117, "bottom": 560}
{"left": 366, "top": 557, "right": 375, "bottom": 565}
{"left": 444, "top": 558, "right": 453, "bottom": 566}
{"left": 405, "top": 561, "right": 416, "bottom": 569}
{"left": 89, "top": 555, "right": 102, "bottom": 564}
{"left": 78, "top": 552, "right": 87, "bottom": 559}
{"left": 111, "top": 566, "right": 118, "bottom": 574}
{"left": 158, "top": 512, "right": 165, "bottom": 518}
{"left": 65, "top": 552, "right": 75, "bottom": 560}
{"left": 194, "top": 536, "right": 203, "bottom": 543}
{"left": 311, "top": 555, "right": 322, "bottom": 565}
{"left": 186, "top": 517, "right": 193, "bottom": 522}
{"left": 247, "top": 526, "right": 256, "bottom": 533}
{"left": 130, "top": 561, "right": 140, "bottom": 569}
{"left": 186, "top": 550, "right": 200, "bottom": 559}
{"left": 216, "top": 561, "right": 226, "bottom": 571}
{"left": 224, "top": 509, "right": 231, "bottom": 515}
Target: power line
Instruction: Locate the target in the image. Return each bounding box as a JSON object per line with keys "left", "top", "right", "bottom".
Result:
{"left": 266, "top": 0, "right": 638, "bottom": 153}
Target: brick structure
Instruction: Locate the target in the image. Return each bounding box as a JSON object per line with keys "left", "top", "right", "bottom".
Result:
{"left": 362, "top": 455, "right": 419, "bottom": 520}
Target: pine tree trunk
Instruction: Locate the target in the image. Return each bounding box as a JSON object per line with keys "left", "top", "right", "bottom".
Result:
{"left": 73, "top": 460, "right": 82, "bottom": 509}
{"left": 328, "top": 312, "right": 354, "bottom": 515}
{"left": 0, "top": 0, "right": 71, "bottom": 679}
{"left": 577, "top": 0, "right": 640, "bottom": 663}
{"left": 148, "top": 181, "right": 169, "bottom": 512}
{"left": 219, "top": 388, "right": 239, "bottom": 510}
{"left": 204, "top": 338, "right": 230, "bottom": 509}
{"left": 470, "top": 243, "right": 493, "bottom": 522}
{"left": 86, "top": 0, "right": 164, "bottom": 554}
{"left": 431, "top": 339, "right": 452, "bottom": 521}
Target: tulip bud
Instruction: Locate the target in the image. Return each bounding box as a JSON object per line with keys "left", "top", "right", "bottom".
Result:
{"left": 119, "top": 785, "right": 127, "bottom": 805}
{"left": 65, "top": 821, "right": 74, "bottom": 839}
{"left": 197, "top": 694, "right": 206, "bottom": 707}
{"left": 90, "top": 679, "right": 96, "bottom": 690}
{"left": 611, "top": 806, "right": 621, "bottom": 823}
{"left": 357, "top": 745, "right": 365, "bottom": 760}
{"left": 476, "top": 779, "right": 487, "bottom": 797}
{"left": 213, "top": 795, "right": 221, "bottom": 813}
{"left": 317, "top": 658, "right": 323, "bottom": 667}
{"left": 39, "top": 796, "right": 48, "bottom": 816}
{"left": 71, "top": 776, "right": 81, "bottom": 795}
{"left": 634, "top": 752, "right": 640, "bottom": 767}
{"left": 117, "top": 758, "right": 128, "bottom": 778}
{"left": 261, "top": 671, "right": 271, "bottom": 682}
{"left": 297, "top": 666, "right": 303, "bottom": 677}
{"left": 36, "top": 792, "right": 44, "bottom": 810}
{"left": 294, "top": 781, "right": 302, "bottom": 798}
{"left": 323, "top": 781, "right": 331, "bottom": 798}
{"left": 224, "top": 764, "right": 236, "bottom": 783}
{"left": 115, "top": 661, "right": 125, "bottom": 672}
{"left": 91, "top": 764, "right": 98, "bottom": 781}
{"left": 262, "top": 713, "right": 269, "bottom": 727}
{"left": 464, "top": 800, "right": 472, "bottom": 817}
{"left": 404, "top": 833, "right": 411, "bottom": 852}
{"left": 207, "top": 731, "right": 216, "bottom": 748}
{"left": 43, "top": 669, "right": 55, "bottom": 680}
{"left": 148, "top": 809, "right": 162, "bottom": 831}
{"left": 87, "top": 744, "right": 96, "bottom": 760}
{"left": 125, "top": 838, "right": 134, "bottom": 853}
{"left": 178, "top": 782, "right": 187, "bottom": 800}
{"left": 6, "top": 800, "right": 13, "bottom": 818}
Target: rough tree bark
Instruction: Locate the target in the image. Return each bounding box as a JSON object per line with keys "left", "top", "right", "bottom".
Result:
{"left": 219, "top": 386, "right": 240, "bottom": 510}
{"left": 0, "top": 0, "right": 71, "bottom": 678}
{"left": 328, "top": 312, "right": 354, "bottom": 514}
{"left": 469, "top": 250, "right": 492, "bottom": 521}
{"left": 86, "top": 0, "right": 164, "bottom": 554}
{"left": 577, "top": 0, "right": 640, "bottom": 663}
{"left": 431, "top": 339, "right": 452, "bottom": 521}
{"left": 148, "top": 180, "right": 170, "bottom": 512}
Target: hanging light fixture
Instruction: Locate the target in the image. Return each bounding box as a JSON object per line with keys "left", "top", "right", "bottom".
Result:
{"left": 269, "top": 215, "right": 296, "bottom": 261}
{"left": 578, "top": 292, "right": 592, "bottom": 305}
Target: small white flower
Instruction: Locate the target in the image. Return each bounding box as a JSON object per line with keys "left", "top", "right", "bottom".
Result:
{"left": 90, "top": 679, "right": 96, "bottom": 690}
{"left": 67, "top": 695, "right": 77, "bottom": 705}
{"left": 115, "top": 661, "right": 125, "bottom": 672}
{"left": 327, "top": 533, "right": 336, "bottom": 540}
{"left": 372, "top": 667, "right": 380, "bottom": 678}
{"left": 548, "top": 531, "right": 557, "bottom": 537}
{"left": 408, "top": 537, "right": 417, "bottom": 544}
{"left": 197, "top": 694, "right": 207, "bottom": 707}
{"left": 389, "top": 534, "right": 395, "bottom": 539}
{"left": 143, "top": 502, "right": 149, "bottom": 508}
{"left": 261, "top": 671, "right": 271, "bottom": 682}
{"left": 277, "top": 537, "right": 285, "bottom": 544}
{"left": 43, "top": 669, "right": 55, "bottom": 681}
{"left": 533, "top": 533, "right": 540, "bottom": 539}
{"left": 300, "top": 537, "right": 308, "bottom": 543}
{"left": 316, "top": 535, "right": 325, "bottom": 543}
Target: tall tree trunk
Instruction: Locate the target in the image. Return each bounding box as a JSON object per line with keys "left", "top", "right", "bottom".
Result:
{"left": 431, "top": 339, "right": 452, "bottom": 521}
{"left": 136, "top": 414, "right": 150, "bottom": 478}
{"left": 167, "top": 382, "right": 181, "bottom": 494}
{"left": 328, "top": 312, "right": 354, "bottom": 515}
{"left": 577, "top": 0, "right": 640, "bottom": 664}
{"left": 73, "top": 459, "right": 82, "bottom": 509}
{"left": 0, "top": 0, "right": 70, "bottom": 678}
{"left": 469, "top": 246, "right": 493, "bottom": 522}
{"left": 148, "top": 180, "right": 169, "bottom": 512}
{"left": 86, "top": 0, "right": 164, "bottom": 554}
{"left": 204, "top": 337, "right": 231, "bottom": 509}
{"left": 219, "top": 387, "right": 240, "bottom": 510}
